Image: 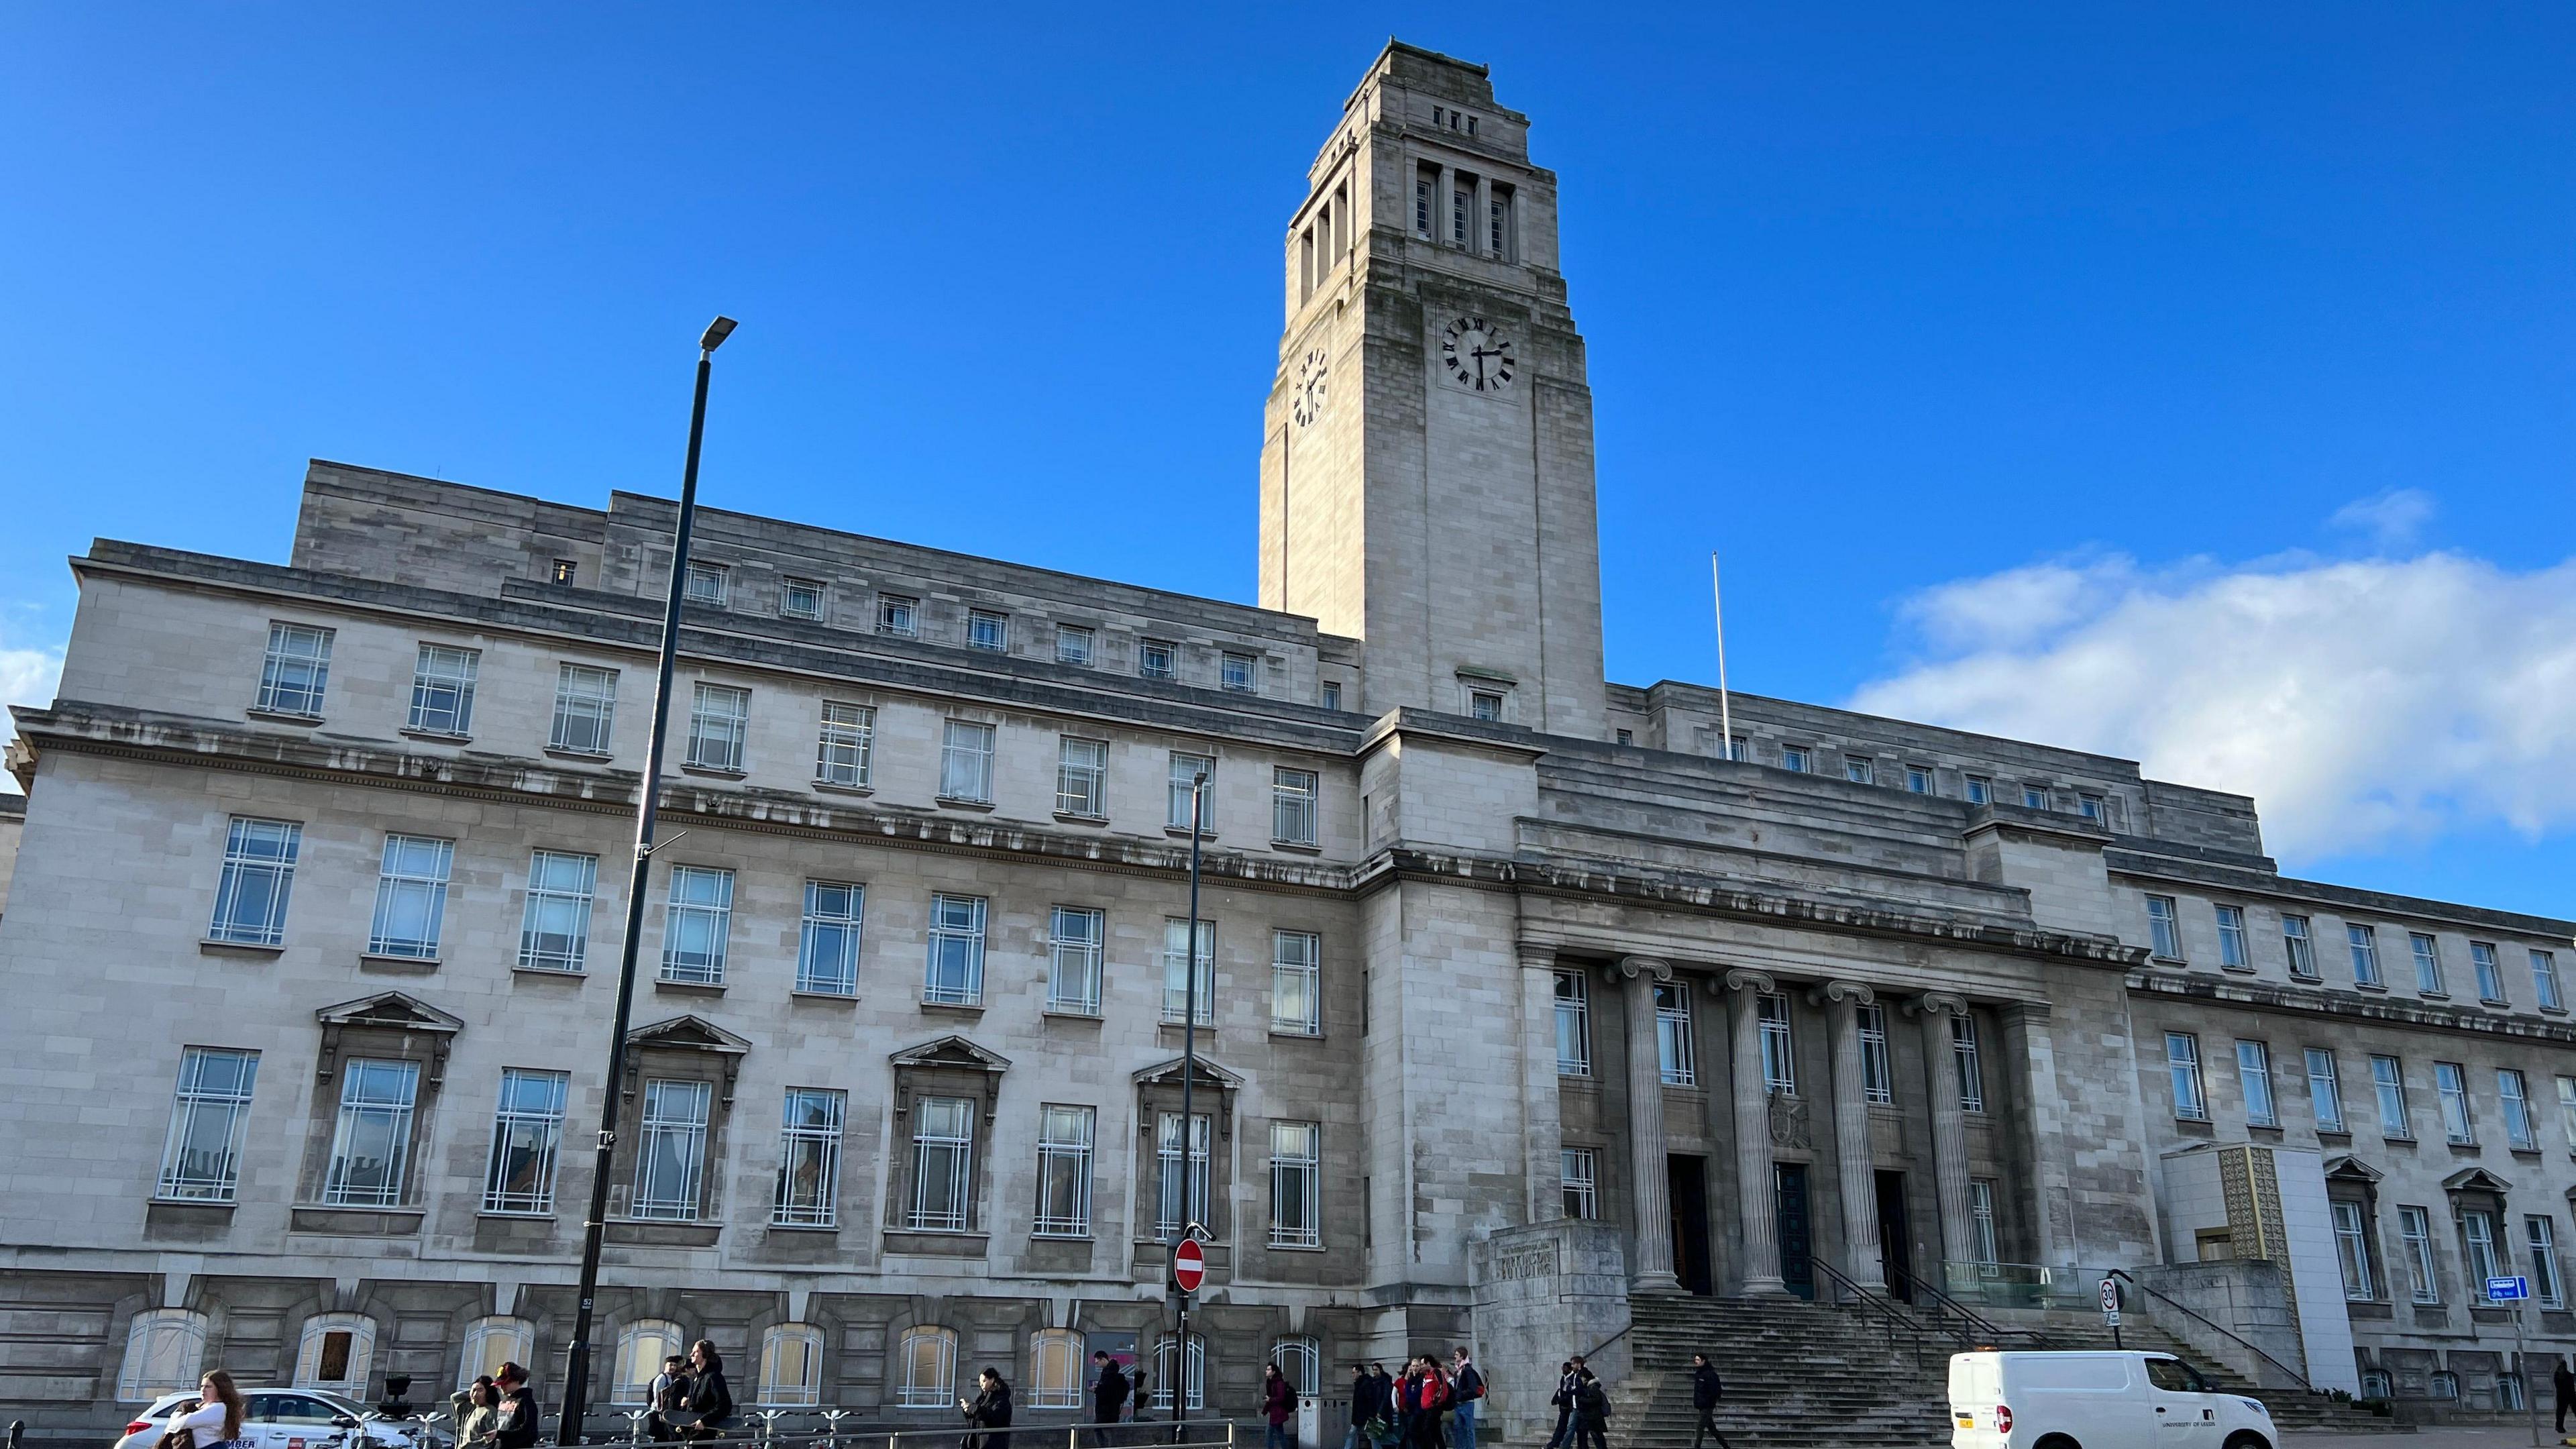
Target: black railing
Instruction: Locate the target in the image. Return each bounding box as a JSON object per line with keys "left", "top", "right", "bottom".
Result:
{"left": 1807, "top": 1258, "right": 1939, "bottom": 1373}
{"left": 1882, "top": 1263, "right": 2053, "bottom": 1352}
{"left": 2106, "top": 1269, "right": 2314, "bottom": 1393}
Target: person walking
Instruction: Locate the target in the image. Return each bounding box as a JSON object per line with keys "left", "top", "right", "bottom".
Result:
{"left": 1089, "top": 1352, "right": 1128, "bottom": 1445}
{"left": 491, "top": 1363, "right": 540, "bottom": 1449}
{"left": 166, "top": 1370, "right": 245, "bottom": 1449}
{"left": 453, "top": 1377, "right": 498, "bottom": 1448}
{"left": 1366, "top": 1365, "right": 1396, "bottom": 1449}
{"left": 1542, "top": 1362, "right": 1577, "bottom": 1449}
{"left": 1446, "top": 1349, "right": 1483, "bottom": 1449}
{"left": 647, "top": 1354, "right": 691, "bottom": 1443}
{"left": 2556, "top": 1355, "right": 2575, "bottom": 1435}
{"left": 1571, "top": 1366, "right": 1609, "bottom": 1449}
{"left": 1261, "top": 1364, "right": 1296, "bottom": 1449}
{"left": 961, "top": 1366, "right": 1014, "bottom": 1449}
{"left": 1341, "top": 1364, "right": 1377, "bottom": 1449}
{"left": 684, "top": 1341, "right": 734, "bottom": 1443}
{"left": 1686, "top": 1354, "right": 1730, "bottom": 1449}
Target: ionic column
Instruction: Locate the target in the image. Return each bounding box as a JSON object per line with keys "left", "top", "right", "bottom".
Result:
{"left": 1617, "top": 956, "right": 1683, "bottom": 1293}
{"left": 1813, "top": 980, "right": 1886, "bottom": 1291}
{"left": 1725, "top": 967, "right": 1788, "bottom": 1296}
{"left": 1519, "top": 943, "right": 1569, "bottom": 1225}
{"left": 1913, "top": 992, "right": 1978, "bottom": 1277}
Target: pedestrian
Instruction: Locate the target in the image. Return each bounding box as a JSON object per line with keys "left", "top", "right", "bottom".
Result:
{"left": 1089, "top": 1352, "right": 1129, "bottom": 1445}
{"left": 491, "top": 1363, "right": 540, "bottom": 1449}
{"left": 1342, "top": 1364, "right": 1377, "bottom": 1449}
{"left": 1542, "top": 1362, "right": 1577, "bottom": 1449}
{"left": 164, "top": 1370, "right": 244, "bottom": 1449}
{"left": 1687, "top": 1354, "right": 1729, "bottom": 1449}
{"left": 453, "top": 1377, "right": 498, "bottom": 1448}
{"left": 648, "top": 1354, "right": 691, "bottom": 1443}
{"left": 961, "top": 1366, "right": 1014, "bottom": 1449}
{"left": 1366, "top": 1365, "right": 1395, "bottom": 1449}
{"left": 2557, "top": 1356, "right": 2575, "bottom": 1435}
{"left": 685, "top": 1340, "right": 734, "bottom": 1442}
{"left": 1262, "top": 1364, "right": 1296, "bottom": 1449}
{"left": 1571, "top": 1366, "right": 1608, "bottom": 1449}
{"left": 1447, "top": 1348, "right": 1483, "bottom": 1449}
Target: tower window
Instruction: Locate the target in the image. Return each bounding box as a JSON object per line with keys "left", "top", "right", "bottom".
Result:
{"left": 1451, "top": 175, "right": 1473, "bottom": 246}
{"left": 551, "top": 559, "right": 578, "bottom": 586}
{"left": 1415, "top": 165, "right": 1438, "bottom": 238}
{"left": 1488, "top": 185, "right": 1514, "bottom": 260}
{"left": 1466, "top": 115, "right": 1477, "bottom": 136}
{"left": 1300, "top": 226, "right": 1316, "bottom": 303}
{"left": 1432, "top": 105, "right": 1444, "bottom": 126}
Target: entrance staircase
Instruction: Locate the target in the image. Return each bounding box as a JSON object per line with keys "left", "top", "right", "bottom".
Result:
{"left": 1603, "top": 1293, "right": 2410, "bottom": 1446}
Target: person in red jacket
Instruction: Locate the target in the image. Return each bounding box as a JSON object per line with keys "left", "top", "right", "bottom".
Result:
{"left": 1261, "top": 1364, "right": 1296, "bottom": 1449}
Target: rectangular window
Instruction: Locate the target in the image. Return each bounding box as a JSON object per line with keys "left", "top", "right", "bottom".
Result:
{"left": 323, "top": 1058, "right": 421, "bottom": 1208}
{"left": 924, "top": 893, "right": 987, "bottom": 1006}
{"left": 158, "top": 1047, "right": 260, "bottom": 1201}
{"left": 482, "top": 1068, "right": 570, "bottom": 1214}
{"left": 2529, "top": 1216, "right": 2565, "bottom": 1307}
{"left": 1905, "top": 765, "right": 1933, "bottom": 794}
{"left": 1046, "top": 907, "right": 1105, "bottom": 1016}
{"left": 1273, "top": 767, "right": 1320, "bottom": 845}
{"left": 1468, "top": 689, "right": 1503, "bottom": 722}
{"left": 1272, "top": 930, "right": 1322, "bottom": 1036}
{"left": 1780, "top": 745, "right": 1811, "bottom": 773}
{"left": 660, "top": 865, "right": 735, "bottom": 985}
{"left": 2331, "top": 1201, "right": 2377, "bottom": 1300}
{"left": 549, "top": 663, "right": 619, "bottom": 754}
{"left": 877, "top": 594, "right": 918, "bottom": 637}
{"left": 1553, "top": 970, "right": 1591, "bottom": 1077}
{"left": 1727, "top": 735, "right": 1748, "bottom": 761}
{"left": 1488, "top": 187, "right": 1510, "bottom": 256}
{"left": 518, "top": 849, "right": 598, "bottom": 973}
{"left": 908, "top": 1096, "right": 974, "bottom": 1231}
{"left": 684, "top": 562, "right": 728, "bottom": 604}
{"left": 967, "top": 608, "right": 1008, "bottom": 651}
{"left": 780, "top": 578, "right": 824, "bottom": 620}
{"left": 1758, "top": 994, "right": 1795, "bottom": 1094}
{"left": 257, "top": 621, "right": 334, "bottom": 715}
{"left": 1859, "top": 1004, "right": 1894, "bottom": 1105}
{"left": 1056, "top": 737, "right": 1109, "bottom": 818}
{"left": 796, "top": 881, "right": 864, "bottom": 996}
{"left": 209, "top": 816, "right": 301, "bottom": 946}
{"left": 1168, "top": 752, "right": 1214, "bottom": 828}
{"left": 2297, "top": 1047, "right": 2343, "bottom": 1132}
{"left": 1269, "top": 1121, "right": 1322, "bottom": 1247}
{"left": 2283, "top": 914, "right": 2317, "bottom": 978}
{"left": 1964, "top": 774, "right": 1991, "bottom": 804}
{"left": 686, "top": 683, "right": 749, "bottom": 771}
{"left": 2078, "top": 793, "right": 2104, "bottom": 822}
{"left": 1323, "top": 682, "right": 1343, "bottom": 711}
{"left": 2502, "top": 1069, "right": 2537, "bottom": 1150}
{"left": 1055, "top": 625, "right": 1095, "bottom": 666}
{"left": 814, "top": 702, "right": 874, "bottom": 788}
{"left": 1033, "top": 1104, "right": 1095, "bottom": 1237}
{"left": 2167, "top": 1032, "right": 2208, "bottom": 1120}
{"left": 2348, "top": 924, "right": 2383, "bottom": 987}
{"left": 2400, "top": 1205, "right": 2440, "bottom": 1302}
{"left": 2536, "top": 950, "right": 2565, "bottom": 1011}
{"left": 2436, "top": 1061, "right": 2475, "bottom": 1144}
{"left": 2473, "top": 941, "right": 2507, "bottom": 1003}
{"left": 2393, "top": 935, "right": 2439, "bottom": 998}
{"left": 407, "top": 644, "right": 480, "bottom": 735}
{"left": 2145, "top": 896, "right": 2182, "bottom": 961}
{"left": 367, "top": 835, "right": 454, "bottom": 959}
{"left": 940, "top": 720, "right": 996, "bottom": 802}
{"left": 2214, "top": 905, "right": 2249, "bottom": 969}
{"left": 1414, "top": 168, "right": 1434, "bottom": 237}
{"left": 551, "top": 558, "right": 577, "bottom": 585}
{"left": 2560, "top": 1075, "right": 2576, "bottom": 1152}
{"left": 1450, "top": 179, "right": 1470, "bottom": 245}
{"left": 1969, "top": 1179, "right": 2000, "bottom": 1267}
{"left": 1844, "top": 756, "right": 1874, "bottom": 784}
{"left": 1952, "top": 1014, "right": 1986, "bottom": 1112}
{"left": 1560, "top": 1148, "right": 1597, "bottom": 1220}
{"left": 2371, "top": 1055, "right": 2411, "bottom": 1137}
{"left": 2465, "top": 1210, "right": 2502, "bottom": 1297}
{"left": 773, "top": 1087, "right": 845, "bottom": 1228}
{"left": 1154, "top": 1112, "right": 1212, "bottom": 1236}
{"left": 1222, "top": 652, "right": 1257, "bottom": 693}
{"left": 1161, "top": 917, "right": 1215, "bottom": 1025}
{"left": 2236, "top": 1040, "right": 2277, "bottom": 1128}
{"left": 2023, "top": 784, "right": 2049, "bottom": 809}
{"left": 1139, "top": 639, "right": 1177, "bottom": 680}
{"left": 1655, "top": 981, "right": 1696, "bottom": 1087}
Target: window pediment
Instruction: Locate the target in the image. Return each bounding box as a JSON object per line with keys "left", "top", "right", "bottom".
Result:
{"left": 623, "top": 1014, "right": 751, "bottom": 1109}
{"left": 2443, "top": 1167, "right": 2513, "bottom": 1195}
{"left": 313, "top": 991, "right": 463, "bottom": 1085}
{"left": 1134, "top": 1056, "right": 1244, "bottom": 1090}
{"left": 2324, "top": 1155, "right": 2384, "bottom": 1185}
{"left": 890, "top": 1034, "right": 1012, "bottom": 1076}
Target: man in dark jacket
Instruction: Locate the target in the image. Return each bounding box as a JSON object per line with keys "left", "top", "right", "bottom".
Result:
{"left": 1343, "top": 1363, "right": 1376, "bottom": 1449}
{"left": 1542, "top": 1362, "right": 1577, "bottom": 1449}
{"left": 2557, "top": 1356, "right": 2575, "bottom": 1434}
{"left": 1366, "top": 1364, "right": 1396, "bottom": 1448}
{"left": 1688, "top": 1354, "right": 1729, "bottom": 1449}
{"left": 1089, "top": 1352, "right": 1128, "bottom": 1444}
{"left": 490, "top": 1364, "right": 539, "bottom": 1449}
{"left": 1570, "top": 1366, "right": 1608, "bottom": 1449}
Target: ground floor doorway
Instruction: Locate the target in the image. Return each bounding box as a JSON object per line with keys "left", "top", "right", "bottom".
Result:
{"left": 1774, "top": 1163, "right": 1814, "bottom": 1299}
{"left": 1876, "top": 1169, "right": 1914, "bottom": 1302}
{"left": 1668, "top": 1153, "right": 1713, "bottom": 1295}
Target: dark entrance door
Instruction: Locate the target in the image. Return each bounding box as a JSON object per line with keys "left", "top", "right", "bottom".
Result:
{"left": 1774, "top": 1163, "right": 1814, "bottom": 1299}
{"left": 1875, "top": 1170, "right": 1915, "bottom": 1303}
{"left": 1667, "top": 1153, "right": 1713, "bottom": 1295}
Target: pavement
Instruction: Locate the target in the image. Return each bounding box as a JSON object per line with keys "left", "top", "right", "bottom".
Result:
{"left": 2288, "top": 1428, "right": 2574, "bottom": 1447}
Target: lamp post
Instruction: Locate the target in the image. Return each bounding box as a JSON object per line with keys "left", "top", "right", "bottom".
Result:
{"left": 1159, "top": 769, "right": 1209, "bottom": 1440}
{"left": 556, "top": 316, "right": 738, "bottom": 1446}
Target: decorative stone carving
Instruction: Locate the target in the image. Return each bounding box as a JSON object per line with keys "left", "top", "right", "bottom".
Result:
{"left": 1767, "top": 1091, "right": 1811, "bottom": 1149}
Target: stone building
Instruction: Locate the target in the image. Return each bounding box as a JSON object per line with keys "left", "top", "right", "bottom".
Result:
{"left": 3, "top": 38, "right": 2571, "bottom": 1436}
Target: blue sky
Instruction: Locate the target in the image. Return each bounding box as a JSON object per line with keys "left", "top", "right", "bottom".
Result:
{"left": 4, "top": 5, "right": 2573, "bottom": 915}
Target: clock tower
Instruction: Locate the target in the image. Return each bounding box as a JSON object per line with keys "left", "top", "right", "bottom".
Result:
{"left": 1259, "top": 41, "right": 1608, "bottom": 738}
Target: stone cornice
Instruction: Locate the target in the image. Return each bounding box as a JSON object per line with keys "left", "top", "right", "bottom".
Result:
{"left": 2128, "top": 969, "right": 2576, "bottom": 1046}
{"left": 2106, "top": 847, "right": 2575, "bottom": 938}
{"left": 1354, "top": 707, "right": 1554, "bottom": 763}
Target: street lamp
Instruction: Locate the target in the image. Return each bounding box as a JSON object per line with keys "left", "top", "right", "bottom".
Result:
{"left": 556, "top": 317, "right": 738, "bottom": 1446}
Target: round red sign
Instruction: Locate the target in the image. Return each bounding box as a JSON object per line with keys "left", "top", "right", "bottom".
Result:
{"left": 1172, "top": 1237, "right": 1207, "bottom": 1293}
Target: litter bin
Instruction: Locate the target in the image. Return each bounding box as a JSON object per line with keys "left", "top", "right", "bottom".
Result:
{"left": 1297, "top": 1395, "right": 1321, "bottom": 1449}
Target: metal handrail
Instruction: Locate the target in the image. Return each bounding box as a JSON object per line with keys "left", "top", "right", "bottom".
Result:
{"left": 1574, "top": 1322, "right": 1631, "bottom": 1367}
{"left": 1808, "top": 1258, "right": 1939, "bottom": 1372}
{"left": 2105, "top": 1269, "right": 2314, "bottom": 1393}
{"left": 1883, "top": 1264, "right": 2053, "bottom": 1350}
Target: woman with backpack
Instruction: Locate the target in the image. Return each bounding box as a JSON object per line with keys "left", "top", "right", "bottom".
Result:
{"left": 684, "top": 1340, "right": 733, "bottom": 1442}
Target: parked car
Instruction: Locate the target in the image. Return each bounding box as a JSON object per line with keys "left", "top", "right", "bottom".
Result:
{"left": 117, "top": 1389, "right": 452, "bottom": 1449}
{"left": 1949, "top": 1350, "right": 2277, "bottom": 1449}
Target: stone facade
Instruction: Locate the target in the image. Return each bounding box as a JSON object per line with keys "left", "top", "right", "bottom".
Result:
{"left": 2, "top": 38, "right": 2571, "bottom": 1438}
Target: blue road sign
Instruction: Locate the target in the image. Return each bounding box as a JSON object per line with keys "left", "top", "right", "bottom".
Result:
{"left": 2486, "top": 1275, "right": 2531, "bottom": 1301}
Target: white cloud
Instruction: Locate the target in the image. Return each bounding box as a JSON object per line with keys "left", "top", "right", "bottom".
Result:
{"left": 1850, "top": 550, "right": 2576, "bottom": 861}
{"left": 0, "top": 623, "right": 67, "bottom": 797}
{"left": 2328, "top": 488, "right": 2438, "bottom": 551}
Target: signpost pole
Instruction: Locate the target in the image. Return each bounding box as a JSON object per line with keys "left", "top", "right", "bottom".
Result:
{"left": 1170, "top": 771, "right": 1209, "bottom": 1444}
{"left": 2101, "top": 1278, "right": 2123, "bottom": 1352}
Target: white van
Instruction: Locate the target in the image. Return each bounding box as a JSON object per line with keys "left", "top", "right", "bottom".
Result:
{"left": 1949, "top": 1350, "right": 2277, "bottom": 1449}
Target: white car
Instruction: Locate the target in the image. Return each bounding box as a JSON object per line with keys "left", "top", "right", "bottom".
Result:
{"left": 1949, "top": 1350, "right": 2277, "bottom": 1449}
{"left": 117, "top": 1389, "right": 450, "bottom": 1449}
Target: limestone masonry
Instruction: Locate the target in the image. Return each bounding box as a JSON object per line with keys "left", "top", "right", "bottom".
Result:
{"left": 3, "top": 39, "right": 2570, "bottom": 1436}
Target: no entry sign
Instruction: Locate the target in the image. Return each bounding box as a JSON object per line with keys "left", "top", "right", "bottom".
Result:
{"left": 1172, "top": 1237, "right": 1206, "bottom": 1294}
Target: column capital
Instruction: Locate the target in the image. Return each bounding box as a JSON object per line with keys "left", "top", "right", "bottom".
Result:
{"left": 1616, "top": 955, "right": 1674, "bottom": 983}
{"left": 1722, "top": 967, "right": 1776, "bottom": 996}
{"left": 1808, "top": 979, "right": 1874, "bottom": 1009}
{"left": 1517, "top": 943, "right": 1561, "bottom": 973}
{"left": 1907, "top": 990, "right": 1971, "bottom": 1019}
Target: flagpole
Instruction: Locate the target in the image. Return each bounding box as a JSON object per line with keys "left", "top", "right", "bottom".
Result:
{"left": 1711, "top": 551, "right": 1734, "bottom": 760}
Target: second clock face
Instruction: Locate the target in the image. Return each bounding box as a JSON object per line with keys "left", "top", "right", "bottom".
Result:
{"left": 1293, "top": 347, "right": 1329, "bottom": 427}
{"left": 1440, "top": 316, "right": 1517, "bottom": 392}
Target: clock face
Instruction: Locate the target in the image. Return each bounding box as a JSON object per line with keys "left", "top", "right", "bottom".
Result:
{"left": 1440, "top": 316, "right": 1517, "bottom": 392}
{"left": 1293, "top": 347, "right": 1329, "bottom": 427}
